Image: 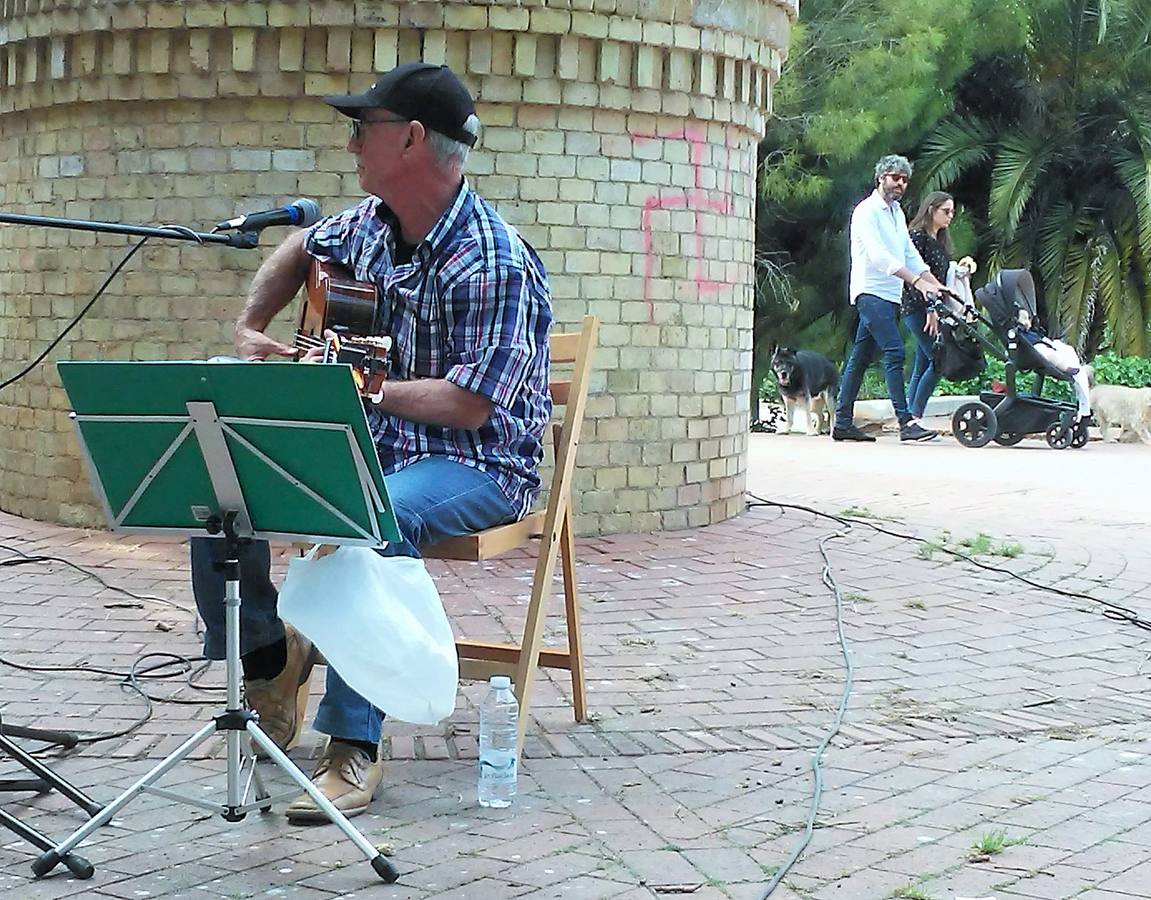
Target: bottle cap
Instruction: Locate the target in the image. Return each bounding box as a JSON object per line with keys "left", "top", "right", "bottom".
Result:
{"left": 490, "top": 675, "right": 512, "bottom": 690}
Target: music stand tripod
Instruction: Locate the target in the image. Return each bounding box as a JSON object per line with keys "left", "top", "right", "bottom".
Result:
{"left": 36, "top": 360, "right": 405, "bottom": 883}
{"left": 0, "top": 716, "right": 100, "bottom": 877}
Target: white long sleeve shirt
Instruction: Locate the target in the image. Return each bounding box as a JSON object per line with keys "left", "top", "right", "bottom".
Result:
{"left": 849, "top": 189, "right": 928, "bottom": 304}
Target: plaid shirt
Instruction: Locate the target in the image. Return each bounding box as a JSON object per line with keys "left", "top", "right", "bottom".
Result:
{"left": 303, "top": 182, "right": 553, "bottom": 519}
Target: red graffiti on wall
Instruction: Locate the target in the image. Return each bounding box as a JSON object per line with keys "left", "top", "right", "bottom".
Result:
{"left": 631, "top": 125, "right": 738, "bottom": 321}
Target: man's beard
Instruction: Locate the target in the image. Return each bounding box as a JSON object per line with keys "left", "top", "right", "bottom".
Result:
{"left": 881, "top": 185, "right": 903, "bottom": 204}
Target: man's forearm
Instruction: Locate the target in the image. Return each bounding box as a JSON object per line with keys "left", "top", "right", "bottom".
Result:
{"left": 375, "top": 379, "right": 492, "bottom": 430}
{"left": 894, "top": 266, "right": 943, "bottom": 290}
{"left": 236, "top": 230, "right": 311, "bottom": 332}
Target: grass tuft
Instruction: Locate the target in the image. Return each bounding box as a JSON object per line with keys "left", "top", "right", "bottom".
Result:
{"left": 887, "top": 882, "right": 937, "bottom": 900}
{"left": 969, "top": 828, "right": 1026, "bottom": 860}
{"left": 959, "top": 532, "right": 993, "bottom": 555}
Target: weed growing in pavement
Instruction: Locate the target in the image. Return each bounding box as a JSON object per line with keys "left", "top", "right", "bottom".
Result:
{"left": 916, "top": 530, "right": 1027, "bottom": 564}
{"left": 839, "top": 505, "right": 877, "bottom": 518}
{"left": 959, "top": 532, "right": 993, "bottom": 554}
{"left": 1046, "top": 723, "right": 1094, "bottom": 740}
{"left": 887, "top": 882, "right": 937, "bottom": 900}
{"left": 969, "top": 829, "right": 1026, "bottom": 861}
{"left": 904, "top": 599, "right": 927, "bottom": 610}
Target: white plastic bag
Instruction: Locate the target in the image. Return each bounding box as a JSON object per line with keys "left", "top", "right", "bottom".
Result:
{"left": 278, "top": 546, "right": 459, "bottom": 725}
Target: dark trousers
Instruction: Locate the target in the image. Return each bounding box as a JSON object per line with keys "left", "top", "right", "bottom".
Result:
{"left": 835, "top": 293, "right": 910, "bottom": 428}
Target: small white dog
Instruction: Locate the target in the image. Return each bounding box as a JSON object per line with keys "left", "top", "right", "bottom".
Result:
{"left": 1089, "top": 382, "right": 1151, "bottom": 444}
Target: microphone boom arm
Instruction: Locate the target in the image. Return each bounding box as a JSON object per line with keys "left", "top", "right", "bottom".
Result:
{"left": 0, "top": 211, "right": 260, "bottom": 249}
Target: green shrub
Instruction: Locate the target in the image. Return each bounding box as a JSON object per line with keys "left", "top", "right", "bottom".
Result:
{"left": 935, "top": 357, "right": 1072, "bottom": 402}
{"left": 1089, "top": 353, "right": 1151, "bottom": 387}
{"left": 758, "top": 351, "right": 1151, "bottom": 405}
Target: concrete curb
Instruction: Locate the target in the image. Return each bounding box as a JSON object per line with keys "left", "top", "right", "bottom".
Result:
{"left": 853, "top": 394, "right": 977, "bottom": 424}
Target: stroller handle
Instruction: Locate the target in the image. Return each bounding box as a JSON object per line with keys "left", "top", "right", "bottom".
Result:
{"left": 927, "top": 288, "right": 974, "bottom": 321}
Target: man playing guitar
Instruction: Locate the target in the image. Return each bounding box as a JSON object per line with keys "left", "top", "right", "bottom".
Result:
{"left": 189, "top": 62, "right": 553, "bottom": 823}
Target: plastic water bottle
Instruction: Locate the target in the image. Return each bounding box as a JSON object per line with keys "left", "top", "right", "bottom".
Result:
{"left": 478, "top": 675, "right": 518, "bottom": 808}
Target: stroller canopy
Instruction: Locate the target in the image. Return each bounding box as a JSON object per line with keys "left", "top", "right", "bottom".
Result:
{"left": 975, "top": 269, "right": 1038, "bottom": 336}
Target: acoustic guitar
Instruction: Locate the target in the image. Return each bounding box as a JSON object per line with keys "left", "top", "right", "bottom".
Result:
{"left": 296, "top": 259, "right": 391, "bottom": 402}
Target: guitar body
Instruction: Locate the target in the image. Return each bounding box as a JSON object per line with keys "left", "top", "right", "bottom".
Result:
{"left": 298, "top": 259, "right": 391, "bottom": 401}
{"left": 301, "top": 259, "right": 379, "bottom": 338}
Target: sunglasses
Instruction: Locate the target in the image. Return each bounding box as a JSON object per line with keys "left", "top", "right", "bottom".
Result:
{"left": 350, "top": 116, "right": 410, "bottom": 141}
{"left": 883, "top": 172, "right": 910, "bottom": 184}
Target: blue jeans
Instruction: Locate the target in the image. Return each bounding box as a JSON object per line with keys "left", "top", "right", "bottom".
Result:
{"left": 835, "top": 294, "right": 910, "bottom": 428}
{"left": 904, "top": 309, "right": 939, "bottom": 419}
{"left": 190, "top": 456, "right": 517, "bottom": 743}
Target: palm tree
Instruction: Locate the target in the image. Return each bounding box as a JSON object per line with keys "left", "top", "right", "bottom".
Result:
{"left": 917, "top": 0, "right": 1151, "bottom": 356}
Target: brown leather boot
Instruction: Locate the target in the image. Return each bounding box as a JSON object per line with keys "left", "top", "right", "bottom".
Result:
{"left": 244, "top": 623, "right": 316, "bottom": 754}
{"left": 285, "top": 740, "right": 383, "bottom": 823}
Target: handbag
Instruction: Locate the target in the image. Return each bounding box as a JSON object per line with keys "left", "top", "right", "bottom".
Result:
{"left": 933, "top": 322, "right": 986, "bottom": 381}
{"left": 278, "top": 546, "right": 459, "bottom": 724}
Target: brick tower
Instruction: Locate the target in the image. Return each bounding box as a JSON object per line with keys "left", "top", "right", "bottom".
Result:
{"left": 0, "top": 0, "right": 796, "bottom": 532}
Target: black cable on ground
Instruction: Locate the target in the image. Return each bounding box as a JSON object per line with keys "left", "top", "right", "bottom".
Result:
{"left": 0, "top": 541, "right": 191, "bottom": 615}
{"left": 746, "top": 491, "right": 1151, "bottom": 898}
{"left": 758, "top": 517, "right": 855, "bottom": 899}
{"left": 0, "top": 541, "right": 218, "bottom": 748}
{"left": 0, "top": 651, "right": 219, "bottom": 746}
{"left": 746, "top": 494, "right": 1151, "bottom": 632}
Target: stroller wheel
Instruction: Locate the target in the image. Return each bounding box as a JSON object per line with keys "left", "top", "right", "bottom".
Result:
{"left": 993, "top": 432, "right": 1024, "bottom": 446}
{"left": 1045, "top": 421, "right": 1072, "bottom": 449}
{"left": 952, "top": 401, "right": 998, "bottom": 448}
{"left": 1071, "top": 420, "right": 1089, "bottom": 448}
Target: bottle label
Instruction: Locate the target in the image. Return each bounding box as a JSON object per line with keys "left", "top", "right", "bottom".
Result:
{"left": 480, "top": 749, "right": 517, "bottom": 785}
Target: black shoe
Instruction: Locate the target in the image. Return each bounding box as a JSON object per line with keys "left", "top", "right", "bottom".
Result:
{"left": 832, "top": 424, "right": 876, "bottom": 442}
{"left": 900, "top": 422, "right": 938, "bottom": 442}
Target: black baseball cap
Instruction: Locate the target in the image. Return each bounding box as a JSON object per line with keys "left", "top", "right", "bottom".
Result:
{"left": 323, "top": 62, "right": 477, "bottom": 147}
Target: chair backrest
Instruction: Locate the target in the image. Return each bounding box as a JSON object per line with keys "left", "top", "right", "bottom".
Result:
{"left": 539, "top": 316, "right": 598, "bottom": 526}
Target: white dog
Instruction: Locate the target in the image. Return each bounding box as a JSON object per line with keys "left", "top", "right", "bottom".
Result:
{"left": 1089, "top": 382, "right": 1151, "bottom": 444}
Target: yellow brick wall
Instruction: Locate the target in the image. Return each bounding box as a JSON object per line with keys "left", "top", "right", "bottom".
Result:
{"left": 0, "top": 0, "right": 796, "bottom": 533}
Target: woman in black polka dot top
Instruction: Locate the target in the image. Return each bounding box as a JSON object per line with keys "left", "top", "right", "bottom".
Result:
{"left": 902, "top": 191, "right": 955, "bottom": 420}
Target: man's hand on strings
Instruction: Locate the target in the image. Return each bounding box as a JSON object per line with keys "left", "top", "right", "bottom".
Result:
{"left": 235, "top": 325, "right": 301, "bottom": 361}
{"left": 299, "top": 329, "right": 340, "bottom": 363}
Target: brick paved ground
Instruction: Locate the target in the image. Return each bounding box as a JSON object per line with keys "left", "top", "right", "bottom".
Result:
{"left": 2, "top": 432, "right": 1151, "bottom": 899}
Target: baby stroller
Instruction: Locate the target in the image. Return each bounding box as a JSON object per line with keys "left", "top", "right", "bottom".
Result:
{"left": 933, "top": 269, "right": 1087, "bottom": 449}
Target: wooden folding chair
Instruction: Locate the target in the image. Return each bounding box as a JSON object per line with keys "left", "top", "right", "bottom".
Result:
{"left": 423, "top": 315, "right": 598, "bottom": 749}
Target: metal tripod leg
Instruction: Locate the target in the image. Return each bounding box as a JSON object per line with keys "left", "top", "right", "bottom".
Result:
{"left": 0, "top": 731, "right": 103, "bottom": 816}
{"left": 30, "top": 722, "right": 217, "bottom": 877}
{"left": 30, "top": 555, "right": 399, "bottom": 884}
{"left": 0, "top": 807, "right": 94, "bottom": 879}
{"left": 246, "top": 723, "right": 396, "bottom": 880}
{"left": 0, "top": 718, "right": 101, "bottom": 877}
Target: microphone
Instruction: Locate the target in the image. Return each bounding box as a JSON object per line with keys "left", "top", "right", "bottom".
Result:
{"left": 215, "top": 198, "right": 322, "bottom": 232}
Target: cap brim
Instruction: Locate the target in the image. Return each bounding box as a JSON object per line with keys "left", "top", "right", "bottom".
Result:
{"left": 322, "top": 93, "right": 374, "bottom": 119}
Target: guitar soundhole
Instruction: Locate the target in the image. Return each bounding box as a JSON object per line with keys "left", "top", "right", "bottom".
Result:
{"left": 326, "top": 289, "right": 377, "bottom": 336}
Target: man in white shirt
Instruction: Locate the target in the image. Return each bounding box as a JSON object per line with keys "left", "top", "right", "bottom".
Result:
{"left": 833, "top": 154, "right": 947, "bottom": 443}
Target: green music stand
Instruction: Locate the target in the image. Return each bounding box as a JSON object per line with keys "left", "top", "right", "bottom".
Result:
{"left": 35, "top": 360, "right": 402, "bottom": 884}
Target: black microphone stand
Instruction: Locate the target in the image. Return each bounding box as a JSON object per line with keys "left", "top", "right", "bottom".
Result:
{"left": 0, "top": 211, "right": 261, "bottom": 248}
{"left": 0, "top": 208, "right": 257, "bottom": 878}
{"left": 0, "top": 714, "right": 97, "bottom": 877}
